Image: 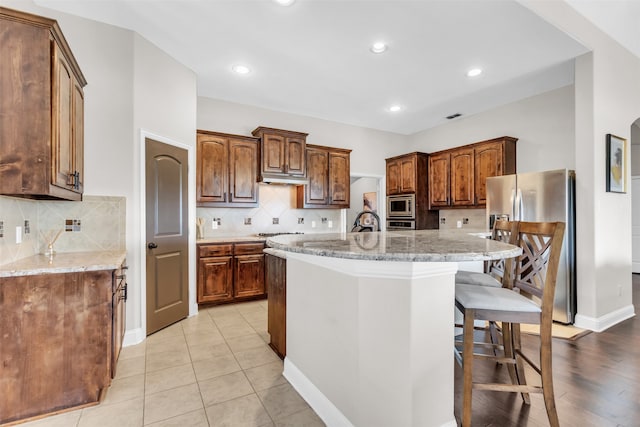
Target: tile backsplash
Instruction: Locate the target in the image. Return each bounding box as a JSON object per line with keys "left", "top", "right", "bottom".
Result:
{"left": 438, "top": 208, "right": 487, "bottom": 230}
{"left": 197, "top": 184, "right": 343, "bottom": 238}
{"left": 0, "top": 195, "right": 126, "bottom": 265}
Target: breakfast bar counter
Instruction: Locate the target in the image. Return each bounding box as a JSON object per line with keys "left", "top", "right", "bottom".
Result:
{"left": 266, "top": 230, "right": 520, "bottom": 427}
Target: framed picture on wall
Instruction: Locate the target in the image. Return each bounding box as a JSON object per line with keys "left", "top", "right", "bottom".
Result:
{"left": 606, "top": 133, "right": 627, "bottom": 193}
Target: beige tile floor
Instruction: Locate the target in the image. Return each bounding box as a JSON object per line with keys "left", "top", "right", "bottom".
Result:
{"left": 19, "top": 300, "right": 326, "bottom": 427}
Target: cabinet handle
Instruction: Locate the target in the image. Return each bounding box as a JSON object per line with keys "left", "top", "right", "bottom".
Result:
{"left": 148, "top": 242, "right": 158, "bottom": 249}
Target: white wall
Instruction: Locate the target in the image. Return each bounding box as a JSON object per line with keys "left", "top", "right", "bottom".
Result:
{"left": 197, "top": 97, "right": 407, "bottom": 177}
{"left": 405, "top": 85, "right": 576, "bottom": 172}
{"left": 522, "top": 0, "right": 640, "bottom": 330}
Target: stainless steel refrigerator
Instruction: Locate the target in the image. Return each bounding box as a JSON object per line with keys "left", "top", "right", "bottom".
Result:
{"left": 486, "top": 169, "right": 576, "bottom": 324}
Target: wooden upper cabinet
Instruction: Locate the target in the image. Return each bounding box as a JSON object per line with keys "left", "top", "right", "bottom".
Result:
{"left": 428, "top": 152, "right": 450, "bottom": 207}
{"left": 296, "top": 144, "right": 351, "bottom": 209}
{"left": 252, "top": 127, "right": 308, "bottom": 182}
{"left": 328, "top": 150, "right": 350, "bottom": 207}
{"left": 428, "top": 137, "right": 517, "bottom": 209}
{"left": 474, "top": 137, "right": 517, "bottom": 206}
{"left": 196, "top": 130, "right": 259, "bottom": 207}
{"left": 0, "top": 7, "right": 86, "bottom": 200}
{"left": 197, "top": 133, "right": 228, "bottom": 203}
{"left": 386, "top": 155, "right": 416, "bottom": 195}
{"left": 450, "top": 147, "right": 474, "bottom": 206}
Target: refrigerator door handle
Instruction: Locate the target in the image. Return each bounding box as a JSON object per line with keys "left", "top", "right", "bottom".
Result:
{"left": 514, "top": 188, "right": 523, "bottom": 221}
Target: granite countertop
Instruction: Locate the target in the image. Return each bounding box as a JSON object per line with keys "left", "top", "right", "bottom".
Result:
{"left": 0, "top": 250, "right": 127, "bottom": 278}
{"left": 266, "top": 230, "right": 520, "bottom": 262}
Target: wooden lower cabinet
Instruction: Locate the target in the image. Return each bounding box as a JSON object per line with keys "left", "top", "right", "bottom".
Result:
{"left": 266, "top": 253, "right": 286, "bottom": 358}
{"left": 0, "top": 268, "right": 120, "bottom": 425}
{"left": 197, "top": 242, "right": 266, "bottom": 304}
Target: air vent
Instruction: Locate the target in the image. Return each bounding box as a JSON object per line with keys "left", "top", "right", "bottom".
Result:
{"left": 446, "top": 113, "right": 462, "bottom": 120}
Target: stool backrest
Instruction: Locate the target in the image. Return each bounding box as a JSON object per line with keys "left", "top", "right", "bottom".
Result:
{"left": 486, "top": 220, "right": 519, "bottom": 284}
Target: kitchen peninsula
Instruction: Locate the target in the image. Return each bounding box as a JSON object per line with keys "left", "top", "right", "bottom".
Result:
{"left": 266, "top": 230, "right": 521, "bottom": 427}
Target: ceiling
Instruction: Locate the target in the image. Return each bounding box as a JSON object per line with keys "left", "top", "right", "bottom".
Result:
{"left": 32, "top": 0, "right": 636, "bottom": 135}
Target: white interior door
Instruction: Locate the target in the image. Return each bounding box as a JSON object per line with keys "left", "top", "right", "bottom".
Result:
{"left": 632, "top": 176, "right": 640, "bottom": 273}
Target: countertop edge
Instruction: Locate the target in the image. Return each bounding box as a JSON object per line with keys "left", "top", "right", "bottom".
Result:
{"left": 0, "top": 250, "right": 127, "bottom": 278}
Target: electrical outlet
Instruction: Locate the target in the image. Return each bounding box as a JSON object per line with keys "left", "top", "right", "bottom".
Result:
{"left": 321, "top": 218, "right": 327, "bottom": 223}
{"left": 212, "top": 218, "right": 220, "bottom": 229}
{"left": 440, "top": 218, "right": 446, "bottom": 224}
{"left": 16, "top": 226, "right": 22, "bottom": 244}
{"left": 312, "top": 221, "right": 317, "bottom": 228}
{"left": 328, "top": 220, "right": 333, "bottom": 228}
{"left": 0, "top": 220, "right": 3, "bottom": 238}
{"left": 65, "top": 219, "right": 81, "bottom": 232}
{"left": 272, "top": 218, "right": 279, "bottom": 225}
{"left": 463, "top": 218, "right": 469, "bottom": 225}
{"left": 298, "top": 218, "right": 304, "bottom": 224}
{"left": 24, "top": 220, "right": 30, "bottom": 234}
{"left": 244, "top": 218, "right": 252, "bottom": 225}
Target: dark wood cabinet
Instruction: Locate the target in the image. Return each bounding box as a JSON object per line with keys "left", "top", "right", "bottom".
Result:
{"left": 252, "top": 127, "right": 308, "bottom": 182}
{"left": 474, "top": 138, "right": 517, "bottom": 206}
{"left": 197, "top": 242, "right": 266, "bottom": 304}
{"left": 428, "top": 137, "right": 517, "bottom": 209}
{"left": 0, "top": 7, "right": 86, "bottom": 200}
{"left": 0, "top": 265, "right": 124, "bottom": 424}
{"left": 266, "top": 253, "right": 286, "bottom": 358}
{"left": 385, "top": 152, "right": 439, "bottom": 230}
{"left": 196, "top": 130, "right": 259, "bottom": 207}
{"left": 450, "top": 147, "right": 475, "bottom": 207}
{"left": 386, "top": 155, "right": 417, "bottom": 195}
{"left": 296, "top": 144, "right": 351, "bottom": 209}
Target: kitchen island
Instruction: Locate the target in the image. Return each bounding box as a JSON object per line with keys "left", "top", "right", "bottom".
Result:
{"left": 266, "top": 230, "right": 520, "bottom": 427}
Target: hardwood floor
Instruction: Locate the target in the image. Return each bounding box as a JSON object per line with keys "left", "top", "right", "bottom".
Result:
{"left": 454, "top": 275, "right": 640, "bottom": 427}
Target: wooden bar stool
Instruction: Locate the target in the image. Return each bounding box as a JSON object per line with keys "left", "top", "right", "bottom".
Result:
{"left": 454, "top": 221, "right": 566, "bottom": 427}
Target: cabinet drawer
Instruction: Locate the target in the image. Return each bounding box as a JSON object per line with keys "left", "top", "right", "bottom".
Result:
{"left": 234, "top": 242, "right": 265, "bottom": 255}
{"left": 199, "top": 244, "right": 233, "bottom": 257}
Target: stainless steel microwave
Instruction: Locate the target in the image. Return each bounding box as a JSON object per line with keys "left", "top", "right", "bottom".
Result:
{"left": 387, "top": 194, "right": 415, "bottom": 219}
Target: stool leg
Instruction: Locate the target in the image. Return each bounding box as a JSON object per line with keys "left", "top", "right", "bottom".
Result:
{"left": 512, "top": 323, "right": 531, "bottom": 404}
{"left": 540, "top": 322, "right": 560, "bottom": 427}
{"left": 462, "top": 309, "right": 475, "bottom": 427}
{"left": 501, "top": 322, "right": 518, "bottom": 385}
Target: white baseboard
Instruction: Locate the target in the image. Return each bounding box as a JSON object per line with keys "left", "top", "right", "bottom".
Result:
{"left": 123, "top": 327, "right": 145, "bottom": 347}
{"left": 283, "top": 358, "right": 354, "bottom": 427}
{"left": 574, "top": 304, "right": 636, "bottom": 332}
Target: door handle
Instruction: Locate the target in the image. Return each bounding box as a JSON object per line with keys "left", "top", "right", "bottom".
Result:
{"left": 148, "top": 242, "right": 158, "bottom": 249}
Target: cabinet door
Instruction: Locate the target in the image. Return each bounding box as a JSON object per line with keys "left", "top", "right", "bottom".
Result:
{"left": 329, "top": 151, "right": 350, "bottom": 207}
{"left": 262, "top": 133, "right": 286, "bottom": 174}
{"left": 285, "top": 137, "right": 306, "bottom": 176}
{"left": 399, "top": 156, "right": 416, "bottom": 193}
{"left": 474, "top": 142, "right": 503, "bottom": 206}
{"left": 429, "top": 153, "right": 450, "bottom": 208}
{"left": 386, "top": 159, "right": 401, "bottom": 195}
{"left": 197, "top": 256, "right": 233, "bottom": 303}
{"left": 234, "top": 254, "right": 265, "bottom": 298}
{"left": 197, "top": 134, "right": 228, "bottom": 203}
{"left": 266, "top": 254, "right": 286, "bottom": 358}
{"left": 229, "top": 138, "right": 258, "bottom": 204}
{"left": 52, "top": 43, "right": 74, "bottom": 190}
{"left": 304, "top": 147, "right": 329, "bottom": 206}
{"left": 72, "top": 81, "right": 84, "bottom": 193}
{"left": 451, "top": 147, "right": 475, "bottom": 206}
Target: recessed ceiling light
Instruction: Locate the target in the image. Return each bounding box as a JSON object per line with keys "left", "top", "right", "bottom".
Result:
{"left": 370, "top": 42, "right": 388, "bottom": 54}
{"left": 389, "top": 104, "right": 402, "bottom": 112}
{"left": 232, "top": 64, "right": 251, "bottom": 75}
{"left": 273, "top": 0, "right": 295, "bottom": 6}
{"left": 467, "top": 68, "right": 482, "bottom": 77}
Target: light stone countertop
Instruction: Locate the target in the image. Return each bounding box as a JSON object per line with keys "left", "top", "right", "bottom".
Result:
{"left": 266, "top": 229, "right": 520, "bottom": 262}
{"left": 0, "top": 250, "right": 127, "bottom": 277}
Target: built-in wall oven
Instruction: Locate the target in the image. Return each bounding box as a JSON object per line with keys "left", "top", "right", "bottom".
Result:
{"left": 386, "top": 219, "right": 415, "bottom": 230}
{"left": 387, "top": 194, "right": 416, "bottom": 230}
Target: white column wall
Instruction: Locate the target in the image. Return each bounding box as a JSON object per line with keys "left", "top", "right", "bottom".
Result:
{"left": 521, "top": 0, "right": 640, "bottom": 329}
